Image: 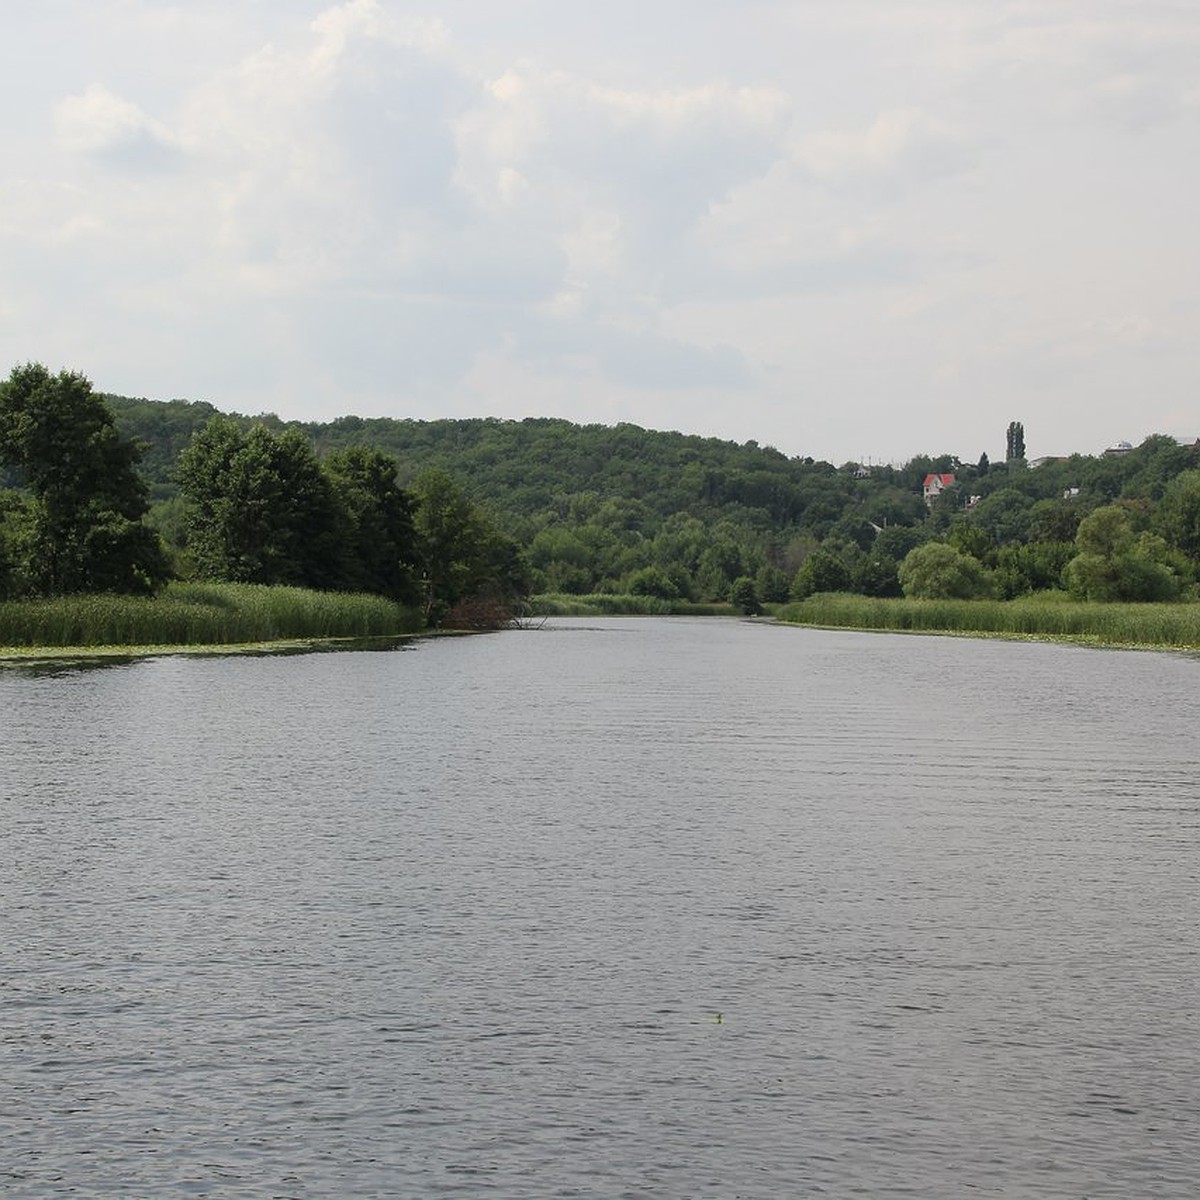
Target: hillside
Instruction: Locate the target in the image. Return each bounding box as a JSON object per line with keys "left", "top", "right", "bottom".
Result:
{"left": 104, "top": 394, "right": 1200, "bottom": 601}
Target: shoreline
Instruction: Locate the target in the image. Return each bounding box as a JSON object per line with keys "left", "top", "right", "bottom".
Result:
{"left": 0, "top": 632, "right": 438, "bottom": 669}
{"left": 774, "top": 617, "right": 1200, "bottom": 656}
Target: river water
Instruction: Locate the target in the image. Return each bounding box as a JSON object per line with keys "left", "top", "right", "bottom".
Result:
{"left": 3, "top": 617, "right": 1199, "bottom": 1198}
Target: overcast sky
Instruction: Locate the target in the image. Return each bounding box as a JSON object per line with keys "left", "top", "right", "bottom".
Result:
{"left": 2, "top": 1, "right": 1196, "bottom": 464}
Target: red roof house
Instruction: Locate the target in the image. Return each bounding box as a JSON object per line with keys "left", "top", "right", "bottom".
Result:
{"left": 922, "top": 473, "right": 956, "bottom": 504}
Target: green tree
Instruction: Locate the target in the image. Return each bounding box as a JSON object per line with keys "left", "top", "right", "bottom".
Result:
{"left": 626, "top": 565, "right": 679, "bottom": 600}
{"left": 0, "top": 489, "right": 23, "bottom": 599}
{"left": 1027, "top": 498, "right": 1081, "bottom": 544}
{"left": 411, "top": 469, "right": 529, "bottom": 625}
{"left": 965, "top": 488, "right": 1033, "bottom": 545}
{"left": 322, "top": 446, "right": 421, "bottom": 603}
{"left": 0, "top": 363, "right": 168, "bottom": 594}
{"left": 946, "top": 522, "right": 996, "bottom": 564}
{"left": 899, "top": 542, "right": 995, "bottom": 599}
{"left": 1153, "top": 469, "right": 1200, "bottom": 561}
{"left": 695, "top": 540, "right": 745, "bottom": 601}
{"left": 1006, "top": 421, "right": 1026, "bottom": 462}
{"left": 177, "top": 417, "right": 343, "bottom": 588}
{"left": 754, "top": 563, "right": 792, "bottom": 603}
{"left": 790, "top": 548, "right": 851, "bottom": 599}
{"left": 994, "top": 542, "right": 1074, "bottom": 598}
{"left": 1064, "top": 505, "right": 1184, "bottom": 601}
{"left": 729, "top": 575, "right": 763, "bottom": 615}
{"left": 851, "top": 553, "right": 902, "bottom": 597}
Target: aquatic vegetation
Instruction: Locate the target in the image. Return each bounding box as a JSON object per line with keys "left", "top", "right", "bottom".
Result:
{"left": 776, "top": 592, "right": 1200, "bottom": 649}
{"left": 0, "top": 582, "right": 421, "bottom": 649}
{"left": 530, "top": 593, "right": 738, "bottom": 616}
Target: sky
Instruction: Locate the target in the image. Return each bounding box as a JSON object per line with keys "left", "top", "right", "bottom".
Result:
{"left": 1, "top": 1, "right": 1197, "bottom": 465}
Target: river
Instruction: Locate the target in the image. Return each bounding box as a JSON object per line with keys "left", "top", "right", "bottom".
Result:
{"left": 3, "top": 617, "right": 1199, "bottom": 1197}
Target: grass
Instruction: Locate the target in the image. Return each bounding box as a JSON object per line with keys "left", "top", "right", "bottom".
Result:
{"left": 775, "top": 591, "right": 1200, "bottom": 649}
{"left": 0, "top": 582, "right": 423, "bottom": 653}
{"left": 530, "top": 593, "right": 739, "bottom": 616}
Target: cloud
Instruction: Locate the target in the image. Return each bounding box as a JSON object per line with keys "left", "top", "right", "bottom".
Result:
{"left": 455, "top": 69, "right": 791, "bottom": 254}
{"left": 54, "top": 85, "right": 180, "bottom": 170}
{"left": 5, "top": 0, "right": 1200, "bottom": 463}
{"left": 792, "top": 108, "right": 972, "bottom": 189}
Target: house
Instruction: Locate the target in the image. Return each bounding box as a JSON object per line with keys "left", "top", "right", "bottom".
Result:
{"left": 1103, "top": 441, "right": 1134, "bottom": 457}
{"left": 922, "top": 473, "right": 956, "bottom": 505}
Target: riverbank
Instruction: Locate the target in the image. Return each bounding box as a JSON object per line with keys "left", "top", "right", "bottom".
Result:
{"left": 531, "top": 592, "right": 739, "bottom": 616}
{"left": 775, "top": 592, "right": 1200, "bottom": 650}
{"left": 0, "top": 582, "right": 423, "bottom": 658}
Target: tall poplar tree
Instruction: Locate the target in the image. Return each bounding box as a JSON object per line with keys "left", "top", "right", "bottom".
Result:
{"left": 1005, "top": 421, "right": 1026, "bottom": 462}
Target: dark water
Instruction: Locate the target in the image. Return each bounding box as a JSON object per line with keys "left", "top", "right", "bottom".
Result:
{"left": 3, "top": 617, "right": 1200, "bottom": 1198}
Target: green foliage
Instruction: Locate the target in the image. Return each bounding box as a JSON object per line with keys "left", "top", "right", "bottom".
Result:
{"left": 754, "top": 564, "right": 792, "bottom": 603}
{"left": 994, "top": 541, "right": 1074, "bottom": 598}
{"left": 851, "top": 552, "right": 902, "bottom": 598}
{"left": 0, "top": 364, "right": 169, "bottom": 595}
{"left": 946, "top": 522, "right": 995, "bottom": 565}
{"left": 531, "top": 593, "right": 735, "bottom": 616}
{"left": 411, "top": 469, "right": 529, "bottom": 626}
{"left": 790, "top": 548, "right": 851, "bottom": 599}
{"left": 176, "top": 417, "right": 344, "bottom": 589}
{"left": 965, "top": 488, "right": 1033, "bottom": 545}
{"left": 873, "top": 524, "right": 926, "bottom": 562}
{"left": 626, "top": 565, "right": 679, "bottom": 600}
{"left": 1064, "top": 505, "right": 1185, "bottom": 602}
{"left": 0, "top": 582, "right": 421, "bottom": 648}
{"left": 323, "top": 446, "right": 421, "bottom": 604}
{"left": 1153, "top": 469, "right": 1200, "bottom": 560}
{"left": 729, "top": 575, "right": 763, "bottom": 615}
{"left": 778, "top": 591, "right": 1200, "bottom": 649}
{"left": 899, "top": 542, "right": 995, "bottom": 599}
{"left": 100, "top": 392, "right": 1200, "bottom": 610}
{"left": 1006, "top": 421, "right": 1026, "bottom": 462}
{"left": 1027, "top": 498, "right": 1081, "bottom": 544}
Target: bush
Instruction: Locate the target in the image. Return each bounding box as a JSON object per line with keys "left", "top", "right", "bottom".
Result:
{"left": 899, "top": 542, "right": 995, "bottom": 600}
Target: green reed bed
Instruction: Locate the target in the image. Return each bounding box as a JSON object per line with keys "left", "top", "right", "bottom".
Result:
{"left": 0, "top": 582, "right": 422, "bottom": 650}
{"left": 776, "top": 592, "right": 1200, "bottom": 649}
{"left": 531, "top": 593, "right": 737, "bottom": 617}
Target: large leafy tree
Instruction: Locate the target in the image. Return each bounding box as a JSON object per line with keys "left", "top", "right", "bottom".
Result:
{"left": 177, "top": 416, "right": 344, "bottom": 588}
{"left": 899, "top": 542, "right": 995, "bottom": 599}
{"left": 322, "top": 446, "right": 421, "bottom": 604}
{"left": 1064, "top": 504, "right": 1185, "bottom": 601}
{"left": 411, "top": 469, "right": 529, "bottom": 625}
{"left": 1153, "top": 469, "right": 1200, "bottom": 562}
{"left": 0, "top": 363, "right": 168, "bottom": 594}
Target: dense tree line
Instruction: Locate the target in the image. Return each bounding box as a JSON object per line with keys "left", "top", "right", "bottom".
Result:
{"left": 105, "top": 395, "right": 1200, "bottom": 607}
{"left": 1, "top": 368, "right": 528, "bottom": 626}
{"left": 172, "top": 416, "right": 528, "bottom": 624}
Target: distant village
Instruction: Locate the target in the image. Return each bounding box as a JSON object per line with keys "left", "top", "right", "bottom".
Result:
{"left": 910, "top": 435, "right": 1200, "bottom": 510}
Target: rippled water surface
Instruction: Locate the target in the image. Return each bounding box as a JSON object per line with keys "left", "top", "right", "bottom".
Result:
{"left": 4, "top": 618, "right": 1200, "bottom": 1198}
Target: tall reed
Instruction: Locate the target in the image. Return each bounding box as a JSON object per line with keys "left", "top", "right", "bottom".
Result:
{"left": 531, "top": 593, "right": 737, "bottom": 616}
{"left": 776, "top": 592, "right": 1200, "bottom": 648}
{"left": 0, "top": 583, "right": 422, "bottom": 648}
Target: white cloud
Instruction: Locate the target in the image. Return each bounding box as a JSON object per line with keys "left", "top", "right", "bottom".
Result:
{"left": 54, "top": 84, "right": 179, "bottom": 168}
{"left": 793, "top": 108, "right": 971, "bottom": 188}
{"left": 2, "top": 0, "right": 1200, "bottom": 462}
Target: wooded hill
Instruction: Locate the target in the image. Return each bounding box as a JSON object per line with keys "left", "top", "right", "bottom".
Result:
{"left": 105, "top": 393, "right": 1200, "bottom": 604}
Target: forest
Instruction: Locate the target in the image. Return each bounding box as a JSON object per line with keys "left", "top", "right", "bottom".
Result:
{"left": 4, "top": 363, "right": 1200, "bottom": 625}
